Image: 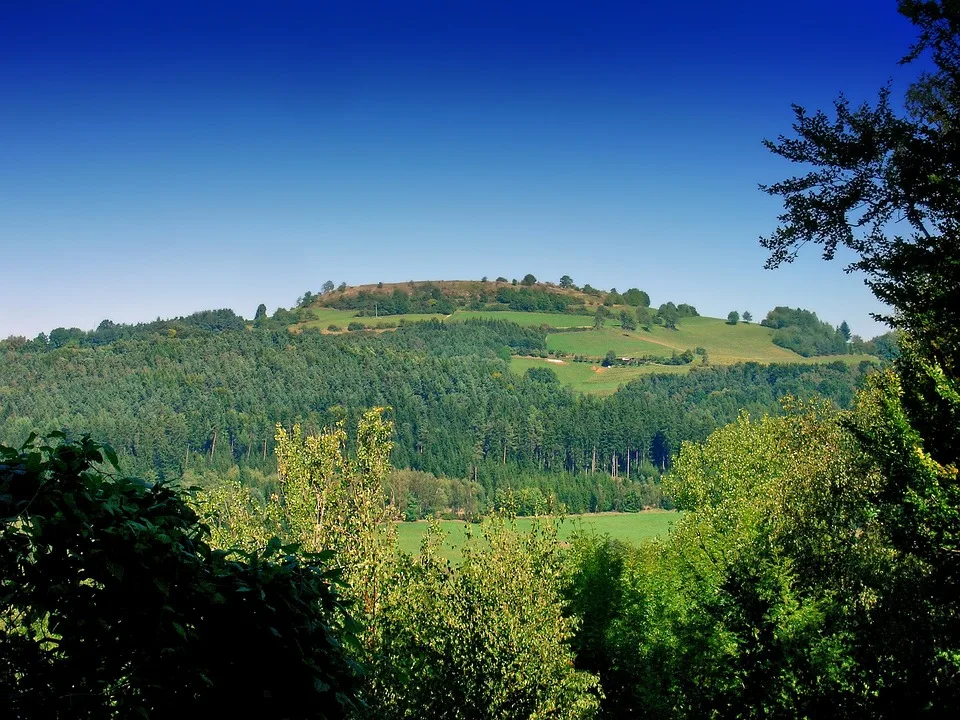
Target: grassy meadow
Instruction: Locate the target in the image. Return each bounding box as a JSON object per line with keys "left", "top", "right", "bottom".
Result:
{"left": 510, "top": 355, "right": 691, "bottom": 394}
{"left": 292, "top": 306, "right": 875, "bottom": 395}
{"left": 547, "top": 316, "right": 875, "bottom": 364}
{"left": 395, "top": 510, "right": 678, "bottom": 562}
{"left": 546, "top": 316, "right": 807, "bottom": 363}
{"left": 453, "top": 310, "right": 594, "bottom": 327}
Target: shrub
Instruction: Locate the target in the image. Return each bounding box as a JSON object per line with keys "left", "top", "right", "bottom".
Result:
{"left": 0, "top": 433, "right": 359, "bottom": 718}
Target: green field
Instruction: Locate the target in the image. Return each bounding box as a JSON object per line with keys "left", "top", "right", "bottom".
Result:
{"left": 296, "top": 308, "right": 447, "bottom": 331}
{"left": 548, "top": 316, "right": 875, "bottom": 366}
{"left": 453, "top": 310, "right": 594, "bottom": 327}
{"left": 511, "top": 355, "right": 691, "bottom": 395}
{"left": 294, "top": 309, "right": 875, "bottom": 395}
{"left": 395, "top": 511, "right": 677, "bottom": 562}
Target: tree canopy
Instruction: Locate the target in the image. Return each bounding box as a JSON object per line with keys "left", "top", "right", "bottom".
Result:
{"left": 0, "top": 433, "right": 359, "bottom": 718}
{"left": 760, "top": 0, "right": 960, "bottom": 371}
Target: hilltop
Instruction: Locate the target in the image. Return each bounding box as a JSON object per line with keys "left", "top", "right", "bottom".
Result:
{"left": 286, "top": 277, "right": 878, "bottom": 394}
{"left": 6, "top": 276, "right": 885, "bottom": 397}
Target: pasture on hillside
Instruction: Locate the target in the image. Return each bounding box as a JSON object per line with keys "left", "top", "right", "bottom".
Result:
{"left": 511, "top": 355, "right": 691, "bottom": 394}
{"left": 548, "top": 316, "right": 876, "bottom": 365}
{"left": 453, "top": 310, "right": 594, "bottom": 327}
{"left": 395, "top": 511, "right": 678, "bottom": 562}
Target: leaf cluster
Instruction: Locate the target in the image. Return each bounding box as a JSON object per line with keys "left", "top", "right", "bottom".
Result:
{"left": 0, "top": 433, "right": 359, "bottom": 719}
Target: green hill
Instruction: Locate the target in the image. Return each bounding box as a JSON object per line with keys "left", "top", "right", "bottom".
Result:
{"left": 289, "top": 279, "right": 874, "bottom": 393}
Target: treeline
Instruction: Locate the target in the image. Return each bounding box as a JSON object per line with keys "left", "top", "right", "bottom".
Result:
{"left": 762, "top": 306, "right": 851, "bottom": 356}
{"left": 1, "top": 316, "right": 872, "bottom": 515}
{"left": 321, "top": 284, "right": 456, "bottom": 316}
{"left": 5, "top": 308, "right": 247, "bottom": 350}
{"left": 317, "top": 283, "right": 587, "bottom": 315}
{"left": 490, "top": 286, "right": 579, "bottom": 312}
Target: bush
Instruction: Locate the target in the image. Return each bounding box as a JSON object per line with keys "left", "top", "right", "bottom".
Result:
{"left": 367, "top": 518, "right": 601, "bottom": 718}
{"left": 0, "top": 433, "right": 359, "bottom": 718}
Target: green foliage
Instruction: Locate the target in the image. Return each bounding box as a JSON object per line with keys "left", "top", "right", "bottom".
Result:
{"left": 203, "top": 416, "right": 602, "bottom": 718}
{"left": 496, "top": 285, "right": 573, "bottom": 312}
{"left": 762, "top": 306, "right": 848, "bottom": 356}
{"left": 727, "top": 310, "right": 739, "bottom": 325}
{"left": 202, "top": 410, "right": 397, "bottom": 619}
{"left": 838, "top": 320, "right": 851, "bottom": 341}
{"left": 656, "top": 302, "right": 681, "bottom": 329}
{"left": 0, "top": 433, "right": 359, "bottom": 718}
{"left": 571, "top": 404, "right": 891, "bottom": 717}
{"left": 0, "top": 313, "right": 871, "bottom": 521}
{"left": 760, "top": 0, "right": 960, "bottom": 371}
{"left": 526, "top": 365, "right": 560, "bottom": 384}
{"left": 521, "top": 273, "right": 538, "bottom": 286}
{"left": 366, "top": 517, "right": 601, "bottom": 719}
{"left": 618, "top": 310, "right": 637, "bottom": 331}
{"left": 25, "top": 309, "right": 248, "bottom": 349}
{"left": 559, "top": 274, "right": 575, "bottom": 288}
{"left": 868, "top": 330, "right": 900, "bottom": 360}
{"left": 321, "top": 284, "right": 455, "bottom": 316}
{"left": 753, "top": 5, "right": 960, "bottom": 710}
{"left": 843, "top": 351, "right": 960, "bottom": 710}
{"left": 622, "top": 288, "right": 650, "bottom": 307}
{"left": 386, "top": 469, "right": 484, "bottom": 521}
{"left": 636, "top": 305, "right": 652, "bottom": 330}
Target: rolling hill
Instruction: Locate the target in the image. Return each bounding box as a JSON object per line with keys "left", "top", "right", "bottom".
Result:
{"left": 292, "top": 279, "right": 875, "bottom": 393}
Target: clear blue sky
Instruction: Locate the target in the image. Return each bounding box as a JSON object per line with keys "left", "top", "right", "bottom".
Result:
{"left": 0, "top": 1, "right": 917, "bottom": 338}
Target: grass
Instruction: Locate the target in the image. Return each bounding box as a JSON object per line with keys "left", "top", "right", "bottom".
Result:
{"left": 395, "top": 510, "right": 678, "bottom": 562}
{"left": 453, "top": 310, "right": 594, "bottom": 327}
{"left": 547, "top": 316, "right": 876, "bottom": 366}
{"left": 293, "top": 308, "right": 876, "bottom": 394}
{"left": 510, "top": 355, "right": 691, "bottom": 395}
{"left": 295, "top": 308, "right": 447, "bottom": 332}
{"left": 547, "top": 328, "right": 678, "bottom": 358}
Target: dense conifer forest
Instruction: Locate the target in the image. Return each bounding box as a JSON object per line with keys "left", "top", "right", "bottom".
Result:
{"left": 0, "top": 318, "right": 871, "bottom": 515}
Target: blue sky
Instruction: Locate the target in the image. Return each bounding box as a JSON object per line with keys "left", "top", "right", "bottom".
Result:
{"left": 0, "top": 1, "right": 918, "bottom": 338}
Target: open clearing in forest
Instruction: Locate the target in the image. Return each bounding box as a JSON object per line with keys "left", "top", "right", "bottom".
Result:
{"left": 510, "top": 355, "right": 691, "bottom": 395}
{"left": 395, "top": 510, "right": 678, "bottom": 562}
{"left": 293, "top": 308, "right": 875, "bottom": 395}
{"left": 546, "top": 316, "right": 875, "bottom": 365}
{"left": 547, "top": 316, "right": 810, "bottom": 363}
{"left": 453, "top": 310, "right": 594, "bottom": 327}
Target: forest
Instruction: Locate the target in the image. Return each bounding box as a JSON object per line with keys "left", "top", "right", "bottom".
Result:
{"left": 0, "top": 317, "right": 872, "bottom": 516}
{"left": 2, "top": 1, "right": 959, "bottom": 718}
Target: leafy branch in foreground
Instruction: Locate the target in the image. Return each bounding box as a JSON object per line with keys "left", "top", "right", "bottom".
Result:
{"left": 0, "top": 432, "right": 359, "bottom": 719}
